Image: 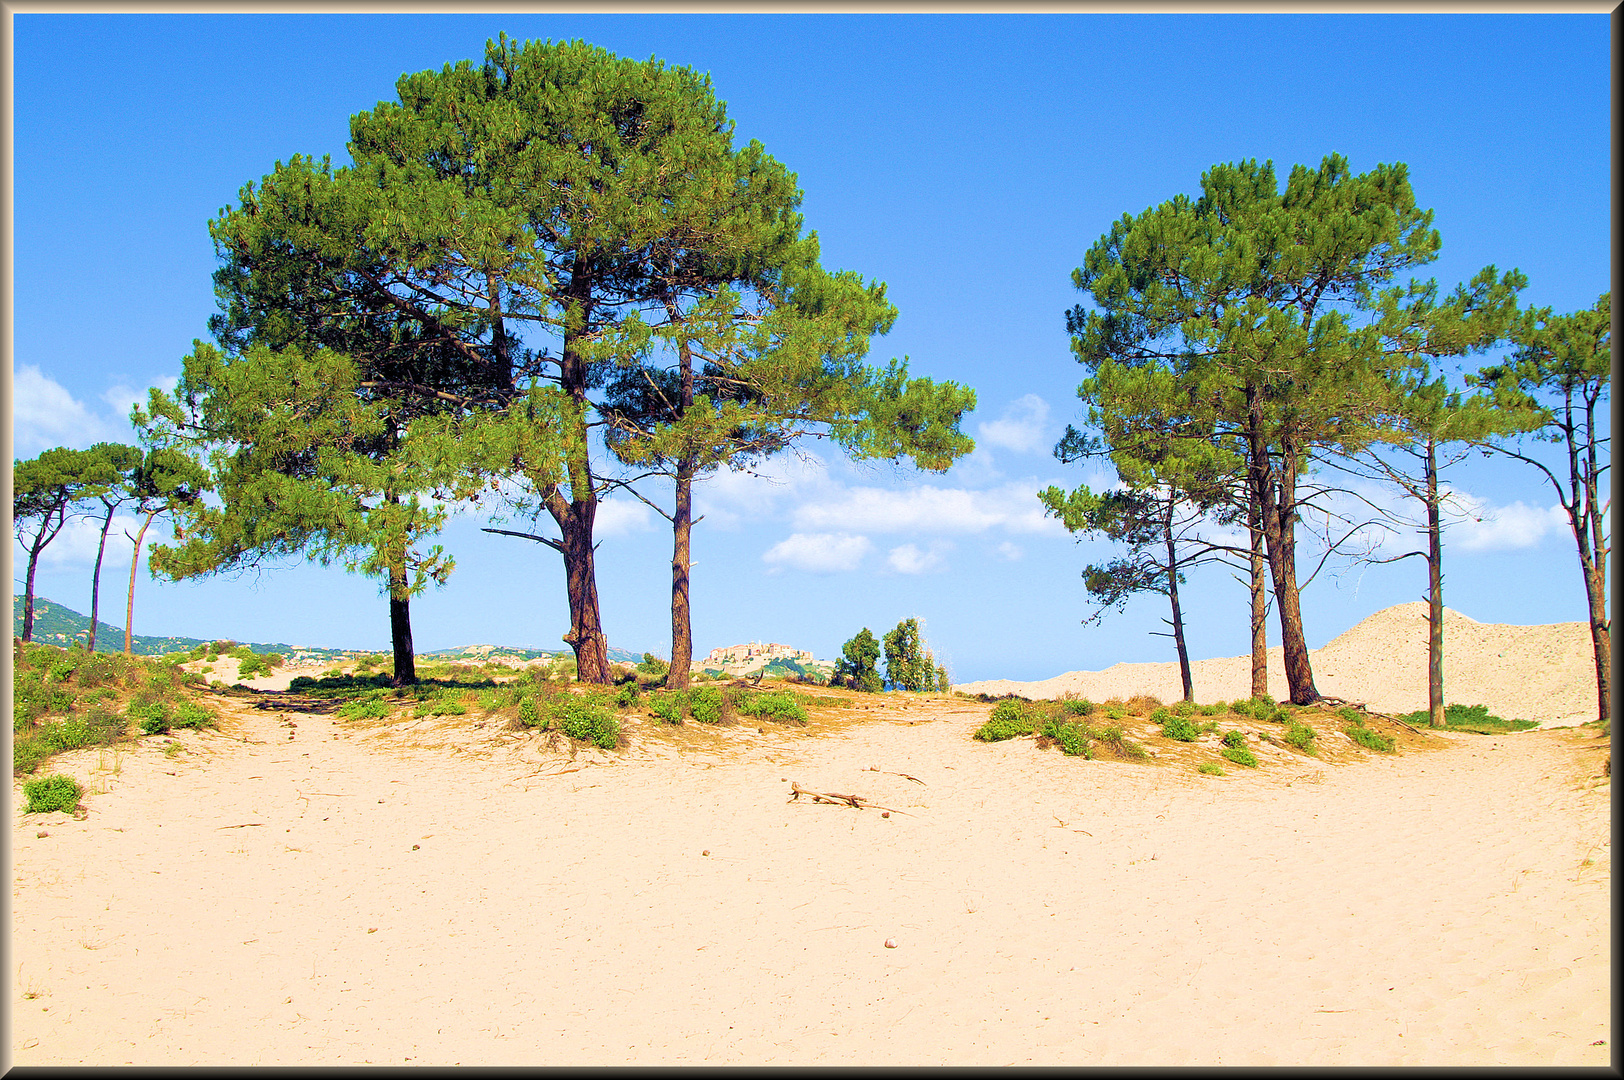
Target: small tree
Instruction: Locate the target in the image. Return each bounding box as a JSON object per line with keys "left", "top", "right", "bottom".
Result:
{"left": 119, "top": 446, "right": 211, "bottom": 655}
{"left": 832, "top": 628, "right": 882, "bottom": 693}
{"left": 14, "top": 447, "right": 110, "bottom": 643}
{"left": 77, "top": 443, "right": 145, "bottom": 652}
{"left": 1470, "top": 292, "right": 1610, "bottom": 723}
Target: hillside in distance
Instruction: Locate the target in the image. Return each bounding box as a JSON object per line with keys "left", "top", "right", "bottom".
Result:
{"left": 11, "top": 596, "right": 338, "bottom": 658}
{"left": 13, "top": 596, "right": 647, "bottom": 666}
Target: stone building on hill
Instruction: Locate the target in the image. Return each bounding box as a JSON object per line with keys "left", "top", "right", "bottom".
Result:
{"left": 700, "top": 640, "right": 825, "bottom": 679}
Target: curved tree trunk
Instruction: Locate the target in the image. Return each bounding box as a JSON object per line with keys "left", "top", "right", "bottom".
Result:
{"left": 1247, "top": 400, "right": 1318, "bottom": 705}
{"left": 87, "top": 503, "right": 117, "bottom": 652}
{"left": 125, "top": 511, "right": 158, "bottom": 654}
{"left": 557, "top": 502, "right": 611, "bottom": 683}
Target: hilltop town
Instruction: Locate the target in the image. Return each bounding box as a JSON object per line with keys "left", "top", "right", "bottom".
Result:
{"left": 699, "top": 641, "right": 834, "bottom": 682}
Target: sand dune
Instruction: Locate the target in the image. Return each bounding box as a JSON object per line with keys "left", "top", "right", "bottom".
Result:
{"left": 10, "top": 649, "right": 1611, "bottom": 1066}
{"left": 957, "top": 602, "right": 1598, "bottom": 726}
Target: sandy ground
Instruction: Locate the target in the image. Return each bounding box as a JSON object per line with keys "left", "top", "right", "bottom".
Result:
{"left": 10, "top": 675, "right": 1612, "bottom": 1066}
{"left": 958, "top": 603, "right": 1599, "bottom": 728}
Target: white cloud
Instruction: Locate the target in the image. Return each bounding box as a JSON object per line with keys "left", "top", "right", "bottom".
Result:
{"left": 1450, "top": 496, "right": 1569, "bottom": 552}
{"left": 594, "top": 498, "right": 657, "bottom": 537}
{"left": 14, "top": 512, "right": 159, "bottom": 571}
{"left": 693, "top": 452, "right": 835, "bottom": 530}
{"left": 762, "top": 532, "right": 872, "bottom": 574}
{"left": 792, "top": 480, "right": 1064, "bottom": 537}
{"left": 102, "top": 376, "right": 177, "bottom": 425}
{"left": 995, "top": 541, "right": 1024, "bottom": 561}
{"left": 12, "top": 365, "right": 116, "bottom": 455}
{"left": 887, "top": 541, "right": 952, "bottom": 574}
{"left": 975, "top": 394, "right": 1051, "bottom": 455}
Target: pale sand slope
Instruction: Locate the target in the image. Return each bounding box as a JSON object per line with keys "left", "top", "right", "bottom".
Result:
{"left": 11, "top": 694, "right": 1610, "bottom": 1066}
{"left": 958, "top": 602, "right": 1597, "bottom": 726}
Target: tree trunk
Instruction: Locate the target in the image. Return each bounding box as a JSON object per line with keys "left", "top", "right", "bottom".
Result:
{"left": 23, "top": 543, "right": 44, "bottom": 643}
{"left": 1578, "top": 394, "right": 1610, "bottom": 726}
{"left": 1247, "top": 406, "right": 1318, "bottom": 705}
{"left": 1164, "top": 505, "right": 1193, "bottom": 701}
{"left": 388, "top": 559, "right": 417, "bottom": 686}
{"left": 1425, "top": 439, "right": 1446, "bottom": 728}
{"left": 125, "top": 511, "right": 157, "bottom": 654}
{"left": 1247, "top": 489, "right": 1268, "bottom": 700}
{"left": 555, "top": 498, "right": 612, "bottom": 684}
{"left": 667, "top": 458, "right": 696, "bottom": 692}
{"left": 87, "top": 503, "right": 116, "bottom": 652}
{"left": 553, "top": 260, "right": 612, "bottom": 685}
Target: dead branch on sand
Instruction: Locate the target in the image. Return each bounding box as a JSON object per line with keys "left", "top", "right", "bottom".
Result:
{"left": 788, "top": 782, "right": 912, "bottom": 815}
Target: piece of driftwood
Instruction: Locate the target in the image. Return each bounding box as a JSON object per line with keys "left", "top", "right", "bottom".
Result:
{"left": 787, "top": 782, "right": 911, "bottom": 815}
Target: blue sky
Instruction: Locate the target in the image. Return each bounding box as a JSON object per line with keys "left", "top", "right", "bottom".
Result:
{"left": 9, "top": 13, "right": 1611, "bottom": 682}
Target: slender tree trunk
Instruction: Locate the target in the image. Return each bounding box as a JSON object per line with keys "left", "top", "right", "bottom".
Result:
{"left": 87, "top": 503, "right": 116, "bottom": 652}
{"left": 553, "top": 262, "right": 613, "bottom": 685}
{"left": 125, "top": 511, "right": 157, "bottom": 654}
{"left": 1247, "top": 405, "right": 1318, "bottom": 705}
{"left": 1575, "top": 395, "right": 1610, "bottom": 725}
{"left": 23, "top": 543, "right": 44, "bottom": 643}
{"left": 1247, "top": 489, "right": 1268, "bottom": 701}
{"left": 667, "top": 458, "right": 696, "bottom": 692}
{"left": 1425, "top": 439, "right": 1446, "bottom": 727}
{"left": 388, "top": 559, "right": 417, "bottom": 686}
{"left": 1164, "top": 507, "right": 1193, "bottom": 702}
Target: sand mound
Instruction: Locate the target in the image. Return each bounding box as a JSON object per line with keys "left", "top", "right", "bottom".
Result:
{"left": 957, "top": 602, "right": 1597, "bottom": 725}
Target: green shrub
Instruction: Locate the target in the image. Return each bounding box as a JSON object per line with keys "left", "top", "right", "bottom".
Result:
{"left": 1054, "top": 723, "right": 1091, "bottom": 758}
{"left": 974, "top": 699, "right": 1035, "bottom": 742}
{"left": 636, "top": 653, "right": 669, "bottom": 677}
{"left": 1396, "top": 703, "right": 1537, "bottom": 734}
{"left": 649, "top": 693, "right": 684, "bottom": 725}
{"left": 1283, "top": 721, "right": 1318, "bottom": 754}
{"left": 735, "top": 691, "right": 808, "bottom": 725}
{"left": 1101, "top": 703, "right": 1126, "bottom": 721}
{"left": 1060, "top": 698, "right": 1095, "bottom": 717}
{"left": 1198, "top": 762, "right": 1225, "bottom": 776}
{"left": 1220, "top": 745, "right": 1259, "bottom": 768}
{"left": 1093, "top": 723, "right": 1150, "bottom": 761}
{"left": 172, "top": 701, "right": 215, "bottom": 730}
{"left": 1345, "top": 723, "right": 1395, "bottom": 752}
{"left": 128, "top": 700, "right": 171, "bottom": 736}
{"left": 1171, "top": 699, "right": 1198, "bottom": 717}
{"left": 688, "top": 687, "right": 724, "bottom": 724}
{"left": 23, "top": 774, "right": 83, "bottom": 814}
{"left": 1158, "top": 711, "right": 1199, "bottom": 742}
{"left": 518, "top": 696, "right": 545, "bottom": 726}
{"left": 615, "top": 682, "right": 641, "bottom": 709}
{"left": 1221, "top": 729, "right": 1248, "bottom": 749}
{"left": 557, "top": 699, "right": 620, "bottom": 749}
{"left": 1199, "top": 702, "right": 1226, "bottom": 716}
{"left": 338, "top": 695, "right": 393, "bottom": 720}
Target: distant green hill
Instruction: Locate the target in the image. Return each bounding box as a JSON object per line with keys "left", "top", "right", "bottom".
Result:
{"left": 13, "top": 596, "right": 339, "bottom": 659}
{"left": 13, "top": 595, "right": 650, "bottom": 665}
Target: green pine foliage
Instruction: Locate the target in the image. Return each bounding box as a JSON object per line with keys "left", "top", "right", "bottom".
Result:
{"left": 832, "top": 628, "right": 883, "bottom": 693}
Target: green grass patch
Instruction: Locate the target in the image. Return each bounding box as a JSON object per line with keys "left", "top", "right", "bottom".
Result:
{"left": 1198, "top": 762, "right": 1225, "bottom": 776}
{"left": 22, "top": 774, "right": 83, "bottom": 814}
{"left": 974, "top": 698, "right": 1037, "bottom": 741}
{"left": 734, "top": 690, "right": 809, "bottom": 725}
{"left": 1220, "top": 745, "right": 1259, "bottom": 768}
{"left": 1397, "top": 703, "right": 1537, "bottom": 734}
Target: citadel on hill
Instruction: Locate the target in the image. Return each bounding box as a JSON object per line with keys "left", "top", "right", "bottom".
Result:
{"left": 699, "top": 641, "right": 833, "bottom": 682}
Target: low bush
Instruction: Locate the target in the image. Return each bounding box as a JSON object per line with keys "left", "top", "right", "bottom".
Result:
{"left": 1093, "top": 723, "right": 1150, "bottom": 761}
{"left": 1052, "top": 722, "right": 1091, "bottom": 758}
{"left": 23, "top": 774, "right": 83, "bottom": 814}
{"left": 649, "top": 693, "right": 685, "bottom": 725}
{"left": 1345, "top": 724, "right": 1395, "bottom": 752}
{"left": 1283, "top": 720, "right": 1318, "bottom": 755}
{"left": 1124, "top": 694, "right": 1163, "bottom": 716}
{"left": 128, "top": 700, "right": 171, "bottom": 736}
{"left": 1220, "top": 744, "right": 1259, "bottom": 768}
{"left": 1155, "top": 709, "right": 1199, "bottom": 742}
{"left": 337, "top": 694, "right": 394, "bottom": 720}
{"left": 973, "top": 699, "right": 1036, "bottom": 742}
{"left": 735, "top": 691, "right": 808, "bottom": 725}
{"left": 1221, "top": 729, "right": 1248, "bottom": 749}
{"left": 688, "top": 687, "right": 725, "bottom": 724}
{"left": 615, "top": 682, "right": 641, "bottom": 709}
{"left": 1171, "top": 699, "right": 1198, "bottom": 717}
{"left": 1396, "top": 703, "right": 1537, "bottom": 734}
{"left": 556, "top": 698, "right": 621, "bottom": 749}
{"left": 1198, "top": 702, "right": 1227, "bottom": 716}
{"left": 1198, "top": 762, "right": 1225, "bottom": 776}
{"left": 172, "top": 701, "right": 216, "bottom": 730}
